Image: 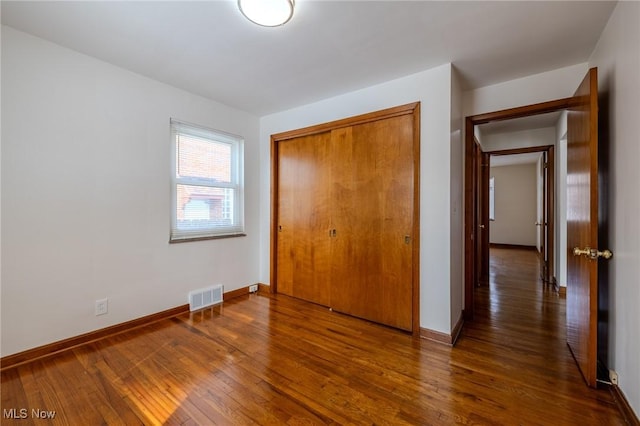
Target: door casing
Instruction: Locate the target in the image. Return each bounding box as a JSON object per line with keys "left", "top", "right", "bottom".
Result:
{"left": 270, "top": 102, "right": 421, "bottom": 335}
{"left": 464, "top": 98, "right": 574, "bottom": 319}
{"left": 483, "top": 145, "right": 555, "bottom": 285}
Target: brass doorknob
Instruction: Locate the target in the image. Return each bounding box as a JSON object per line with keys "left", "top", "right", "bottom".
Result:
{"left": 573, "top": 247, "right": 613, "bottom": 260}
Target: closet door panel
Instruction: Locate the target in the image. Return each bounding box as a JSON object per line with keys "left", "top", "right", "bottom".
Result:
{"left": 273, "top": 103, "right": 418, "bottom": 332}
{"left": 378, "top": 115, "right": 414, "bottom": 331}
{"left": 276, "top": 140, "right": 294, "bottom": 296}
{"left": 330, "top": 115, "right": 414, "bottom": 331}
{"left": 277, "top": 132, "right": 332, "bottom": 306}
{"left": 329, "top": 126, "right": 383, "bottom": 320}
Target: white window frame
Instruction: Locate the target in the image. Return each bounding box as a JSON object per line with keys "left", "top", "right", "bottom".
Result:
{"left": 170, "top": 119, "right": 244, "bottom": 242}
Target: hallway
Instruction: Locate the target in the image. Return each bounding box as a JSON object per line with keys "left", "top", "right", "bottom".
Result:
{"left": 458, "top": 246, "right": 620, "bottom": 423}
{"left": 466, "top": 246, "right": 564, "bottom": 354}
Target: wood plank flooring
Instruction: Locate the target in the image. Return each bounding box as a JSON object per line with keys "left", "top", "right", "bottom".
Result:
{"left": 1, "top": 248, "right": 625, "bottom": 425}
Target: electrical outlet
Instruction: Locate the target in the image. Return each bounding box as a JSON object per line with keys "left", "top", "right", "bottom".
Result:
{"left": 95, "top": 298, "right": 108, "bottom": 316}
{"left": 249, "top": 284, "right": 258, "bottom": 293}
{"left": 609, "top": 370, "right": 618, "bottom": 385}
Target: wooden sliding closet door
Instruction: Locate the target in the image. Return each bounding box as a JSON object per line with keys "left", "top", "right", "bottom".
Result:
{"left": 273, "top": 102, "right": 419, "bottom": 333}
{"left": 277, "top": 132, "right": 332, "bottom": 306}
{"left": 330, "top": 116, "right": 414, "bottom": 331}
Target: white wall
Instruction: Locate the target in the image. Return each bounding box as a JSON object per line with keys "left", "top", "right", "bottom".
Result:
{"left": 259, "top": 64, "right": 458, "bottom": 335}
{"left": 588, "top": 1, "right": 640, "bottom": 416}
{"left": 1, "top": 27, "right": 261, "bottom": 356}
{"left": 489, "top": 164, "right": 538, "bottom": 247}
{"left": 450, "top": 67, "right": 463, "bottom": 331}
{"left": 473, "top": 126, "right": 484, "bottom": 148}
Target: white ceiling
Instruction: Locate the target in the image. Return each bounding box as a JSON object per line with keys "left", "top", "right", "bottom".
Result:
{"left": 1, "top": 1, "right": 617, "bottom": 116}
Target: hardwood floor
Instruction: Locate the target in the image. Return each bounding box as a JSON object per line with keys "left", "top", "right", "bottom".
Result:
{"left": 1, "top": 248, "right": 625, "bottom": 425}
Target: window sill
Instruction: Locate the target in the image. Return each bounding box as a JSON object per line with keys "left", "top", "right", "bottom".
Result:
{"left": 169, "top": 233, "right": 247, "bottom": 244}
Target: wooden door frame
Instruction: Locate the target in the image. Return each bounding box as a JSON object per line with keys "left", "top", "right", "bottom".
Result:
{"left": 472, "top": 141, "right": 491, "bottom": 288}
{"left": 270, "top": 102, "right": 421, "bottom": 335}
{"left": 464, "top": 98, "right": 574, "bottom": 319}
{"left": 544, "top": 148, "right": 556, "bottom": 285}
{"left": 540, "top": 152, "right": 547, "bottom": 279}
{"left": 486, "top": 145, "right": 555, "bottom": 283}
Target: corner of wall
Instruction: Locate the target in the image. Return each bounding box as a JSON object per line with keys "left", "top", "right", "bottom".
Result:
{"left": 450, "top": 65, "right": 464, "bottom": 330}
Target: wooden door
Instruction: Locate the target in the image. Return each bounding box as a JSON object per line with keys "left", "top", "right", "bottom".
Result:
{"left": 272, "top": 103, "right": 419, "bottom": 333}
{"left": 277, "top": 132, "right": 332, "bottom": 306}
{"left": 539, "top": 151, "right": 548, "bottom": 281}
{"left": 546, "top": 147, "right": 555, "bottom": 284}
{"left": 566, "top": 67, "right": 601, "bottom": 388}
{"left": 330, "top": 115, "right": 415, "bottom": 331}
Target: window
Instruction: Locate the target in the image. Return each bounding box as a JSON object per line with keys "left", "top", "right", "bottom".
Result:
{"left": 170, "top": 119, "right": 244, "bottom": 242}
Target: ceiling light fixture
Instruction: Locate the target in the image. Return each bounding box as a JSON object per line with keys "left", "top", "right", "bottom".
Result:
{"left": 238, "top": 0, "right": 294, "bottom": 27}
